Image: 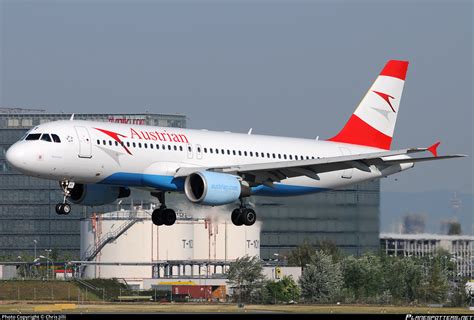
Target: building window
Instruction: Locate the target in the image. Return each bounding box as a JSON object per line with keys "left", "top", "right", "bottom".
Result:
{"left": 7, "top": 119, "right": 19, "bottom": 127}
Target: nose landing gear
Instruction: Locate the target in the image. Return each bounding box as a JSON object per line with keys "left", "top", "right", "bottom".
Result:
{"left": 55, "top": 180, "right": 74, "bottom": 215}
{"left": 151, "top": 191, "right": 176, "bottom": 226}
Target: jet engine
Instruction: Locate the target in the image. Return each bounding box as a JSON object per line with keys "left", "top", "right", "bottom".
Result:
{"left": 68, "top": 184, "right": 130, "bottom": 206}
{"left": 184, "top": 171, "right": 248, "bottom": 206}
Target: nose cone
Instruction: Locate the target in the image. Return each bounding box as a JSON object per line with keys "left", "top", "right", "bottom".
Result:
{"left": 5, "top": 143, "right": 27, "bottom": 171}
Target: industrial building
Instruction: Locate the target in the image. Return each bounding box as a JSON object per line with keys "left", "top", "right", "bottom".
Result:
{"left": 256, "top": 179, "right": 380, "bottom": 259}
{"left": 0, "top": 109, "right": 186, "bottom": 259}
{"left": 380, "top": 233, "right": 474, "bottom": 278}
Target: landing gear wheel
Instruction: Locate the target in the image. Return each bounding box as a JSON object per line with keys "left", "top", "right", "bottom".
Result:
{"left": 162, "top": 208, "right": 176, "bottom": 226}
{"left": 231, "top": 208, "right": 244, "bottom": 226}
{"left": 55, "top": 203, "right": 71, "bottom": 215}
{"left": 62, "top": 203, "right": 71, "bottom": 215}
{"left": 152, "top": 208, "right": 164, "bottom": 226}
{"left": 55, "top": 204, "right": 64, "bottom": 215}
{"left": 242, "top": 208, "right": 256, "bottom": 226}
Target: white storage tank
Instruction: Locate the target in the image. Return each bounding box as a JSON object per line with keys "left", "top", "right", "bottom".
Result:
{"left": 80, "top": 208, "right": 261, "bottom": 283}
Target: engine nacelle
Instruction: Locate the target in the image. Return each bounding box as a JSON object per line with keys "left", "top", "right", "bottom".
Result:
{"left": 184, "top": 171, "right": 245, "bottom": 206}
{"left": 69, "top": 184, "right": 130, "bottom": 206}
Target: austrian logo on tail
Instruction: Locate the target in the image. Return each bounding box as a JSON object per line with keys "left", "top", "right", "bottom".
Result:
{"left": 372, "top": 90, "right": 396, "bottom": 113}
{"left": 94, "top": 128, "right": 133, "bottom": 155}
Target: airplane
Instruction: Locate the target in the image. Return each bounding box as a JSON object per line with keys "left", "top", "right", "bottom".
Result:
{"left": 5, "top": 60, "right": 466, "bottom": 227}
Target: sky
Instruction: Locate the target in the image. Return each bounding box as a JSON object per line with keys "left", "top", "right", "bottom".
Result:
{"left": 0, "top": 0, "right": 472, "bottom": 196}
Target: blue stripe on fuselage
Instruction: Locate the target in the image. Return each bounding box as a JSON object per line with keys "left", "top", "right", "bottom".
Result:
{"left": 99, "top": 172, "right": 327, "bottom": 196}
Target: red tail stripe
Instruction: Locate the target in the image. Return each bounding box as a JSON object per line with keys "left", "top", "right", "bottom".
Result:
{"left": 380, "top": 60, "right": 409, "bottom": 81}
{"left": 328, "top": 114, "right": 392, "bottom": 150}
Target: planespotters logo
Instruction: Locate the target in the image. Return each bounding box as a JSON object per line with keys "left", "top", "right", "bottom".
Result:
{"left": 94, "top": 127, "right": 190, "bottom": 156}
{"left": 405, "top": 315, "right": 473, "bottom": 320}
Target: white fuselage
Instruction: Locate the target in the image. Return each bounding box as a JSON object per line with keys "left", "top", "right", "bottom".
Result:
{"left": 6, "top": 120, "right": 412, "bottom": 197}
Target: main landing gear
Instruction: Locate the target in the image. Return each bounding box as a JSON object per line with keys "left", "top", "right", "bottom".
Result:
{"left": 231, "top": 199, "right": 257, "bottom": 226}
{"left": 55, "top": 180, "right": 73, "bottom": 215}
{"left": 151, "top": 191, "right": 176, "bottom": 226}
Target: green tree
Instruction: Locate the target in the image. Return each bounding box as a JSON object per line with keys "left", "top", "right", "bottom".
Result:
{"left": 424, "top": 258, "right": 449, "bottom": 303}
{"left": 226, "top": 255, "right": 265, "bottom": 303}
{"left": 299, "top": 250, "right": 342, "bottom": 303}
{"left": 342, "top": 253, "right": 383, "bottom": 302}
{"left": 288, "top": 240, "right": 315, "bottom": 268}
{"left": 264, "top": 275, "right": 300, "bottom": 304}
{"left": 447, "top": 222, "right": 462, "bottom": 235}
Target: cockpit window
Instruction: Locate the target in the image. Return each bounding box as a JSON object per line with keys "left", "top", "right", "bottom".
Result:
{"left": 25, "top": 133, "right": 41, "bottom": 141}
{"left": 51, "top": 134, "right": 61, "bottom": 143}
{"left": 40, "top": 134, "right": 52, "bottom": 142}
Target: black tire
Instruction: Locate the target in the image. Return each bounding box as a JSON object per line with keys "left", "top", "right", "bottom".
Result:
{"left": 231, "top": 208, "right": 244, "bottom": 226}
{"left": 62, "top": 203, "right": 71, "bottom": 215}
{"left": 152, "top": 208, "right": 163, "bottom": 226}
{"left": 242, "top": 208, "right": 256, "bottom": 226}
{"left": 55, "top": 203, "right": 63, "bottom": 215}
{"left": 163, "top": 208, "right": 176, "bottom": 226}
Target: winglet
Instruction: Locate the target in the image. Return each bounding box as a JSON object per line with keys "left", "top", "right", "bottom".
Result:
{"left": 70, "top": 113, "right": 75, "bottom": 121}
{"left": 427, "top": 141, "right": 441, "bottom": 157}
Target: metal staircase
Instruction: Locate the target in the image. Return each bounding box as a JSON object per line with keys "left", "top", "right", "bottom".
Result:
{"left": 82, "top": 218, "right": 144, "bottom": 261}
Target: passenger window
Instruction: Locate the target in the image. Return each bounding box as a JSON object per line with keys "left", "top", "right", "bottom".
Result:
{"left": 109, "top": 140, "right": 112, "bottom": 146}
{"left": 204, "top": 148, "right": 207, "bottom": 153}
{"left": 244, "top": 151, "right": 247, "bottom": 156}
{"left": 97, "top": 140, "right": 100, "bottom": 145}
{"left": 284, "top": 154, "right": 287, "bottom": 160}
{"left": 210, "top": 149, "right": 213, "bottom": 154}
{"left": 289, "top": 155, "right": 293, "bottom": 160}
{"left": 306, "top": 156, "right": 310, "bottom": 160}
{"left": 40, "top": 134, "right": 52, "bottom": 142}
{"left": 261, "top": 152, "right": 264, "bottom": 157}
{"left": 162, "top": 144, "right": 165, "bottom": 150}
{"left": 233, "top": 150, "right": 236, "bottom": 155}
{"left": 51, "top": 134, "right": 61, "bottom": 143}
{"left": 168, "top": 145, "right": 171, "bottom": 150}
{"left": 179, "top": 146, "right": 183, "bottom": 151}
{"left": 255, "top": 152, "right": 258, "bottom": 158}
{"left": 216, "top": 149, "right": 220, "bottom": 154}
{"left": 221, "top": 149, "right": 224, "bottom": 154}
{"left": 238, "top": 151, "right": 242, "bottom": 156}
{"left": 25, "top": 133, "right": 41, "bottom": 140}
{"left": 150, "top": 144, "right": 153, "bottom": 149}
{"left": 173, "top": 145, "right": 177, "bottom": 151}
{"left": 227, "top": 150, "right": 230, "bottom": 155}
{"left": 188, "top": 146, "right": 192, "bottom": 152}
{"left": 267, "top": 153, "right": 270, "bottom": 158}
{"left": 103, "top": 140, "right": 106, "bottom": 145}
{"left": 278, "top": 154, "right": 281, "bottom": 159}
{"left": 272, "top": 153, "right": 275, "bottom": 158}
{"left": 144, "top": 143, "right": 148, "bottom": 149}
{"left": 311, "top": 156, "right": 315, "bottom": 159}
{"left": 156, "top": 144, "right": 160, "bottom": 149}
{"left": 197, "top": 147, "right": 201, "bottom": 153}
{"left": 138, "top": 143, "right": 142, "bottom": 148}
{"left": 133, "top": 142, "right": 136, "bottom": 148}
{"left": 115, "top": 141, "right": 119, "bottom": 146}
{"left": 127, "top": 142, "right": 130, "bottom": 147}
{"left": 250, "top": 152, "right": 253, "bottom": 157}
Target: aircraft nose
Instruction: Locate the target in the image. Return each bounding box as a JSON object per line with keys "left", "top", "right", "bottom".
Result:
{"left": 5, "top": 143, "right": 27, "bottom": 171}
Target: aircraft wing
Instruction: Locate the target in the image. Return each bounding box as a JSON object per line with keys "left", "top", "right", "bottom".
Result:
{"left": 174, "top": 145, "right": 466, "bottom": 185}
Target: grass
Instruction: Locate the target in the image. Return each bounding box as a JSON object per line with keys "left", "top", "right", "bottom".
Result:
{"left": 0, "top": 280, "right": 100, "bottom": 301}
{"left": 0, "top": 303, "right": 472, "bottom": 314}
